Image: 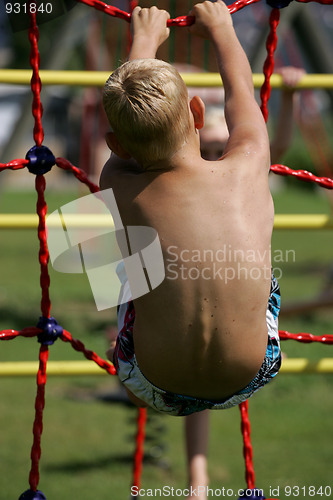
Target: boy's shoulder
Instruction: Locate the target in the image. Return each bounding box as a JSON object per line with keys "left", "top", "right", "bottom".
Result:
{"left": 100, "top": 155, "right": 144, "bottom": 189}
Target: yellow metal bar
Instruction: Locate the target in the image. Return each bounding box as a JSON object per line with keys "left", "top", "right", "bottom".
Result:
{"left": 0, "top": 358, "right": 332, "bottom": 377}
{"left": 0, "top": 361, "right": 111, "bottom": 377}
{"left": 0, "top": 214, "right": 114, "bottom": 229}
{"left": 184, "top": 73, "right": 333, "bottom": 89}
{"left": 280, "top": 358, "right": 333, "bottom": 374}
{"left": 0, "top": 214, "right": 332, "bottom": 230}
{"left": 0, "top": 214, "right": 39, "bottom": 229}
{"left": 0, "top": 69, "right": 333, "bottom": 89}
{"left": 274, "top": 214, "right": 333, "bottom": 230}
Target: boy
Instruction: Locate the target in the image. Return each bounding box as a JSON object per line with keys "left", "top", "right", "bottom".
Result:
{"left": 101, "top": 1, "right": 281, "bottom": 417}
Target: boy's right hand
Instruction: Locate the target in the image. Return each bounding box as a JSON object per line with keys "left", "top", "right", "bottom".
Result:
{"left": 277, "top": 66, "right": 306, "bottom": 90}
{"left": 189, "top": 0, "right": 233, "bottom": 40}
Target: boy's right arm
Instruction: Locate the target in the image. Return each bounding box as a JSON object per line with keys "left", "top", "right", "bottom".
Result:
{"left": 190, "top": 1, "right": 270, "bottom": 170}
{"left": 270, "top": 66, "right": 305, "bottom": 163}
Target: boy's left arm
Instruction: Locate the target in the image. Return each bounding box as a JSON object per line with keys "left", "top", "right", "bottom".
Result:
{"left": 128, "top": 6, "right": 170, "bottom": 60}
{"left": 100, "top": 6, "right": 170, "bottom": 191}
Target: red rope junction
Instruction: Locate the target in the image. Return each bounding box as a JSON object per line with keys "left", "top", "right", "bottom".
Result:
{"left": 0, "top": 0, "right": 332, "bottom": 498}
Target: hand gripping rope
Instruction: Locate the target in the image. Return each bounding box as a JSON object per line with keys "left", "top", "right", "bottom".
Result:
{"left": 0, "top": 0, "right": 333, "bottom": 499}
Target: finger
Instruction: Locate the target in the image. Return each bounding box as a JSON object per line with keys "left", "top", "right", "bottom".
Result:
{"left": 163, "top": 9, "right": 171, "bottom": 21}
{"left": 132, "top": 5, "right": 142, "bottom": 16}
{"left": 131, "top": 5, "right": 141, "bottom": 23}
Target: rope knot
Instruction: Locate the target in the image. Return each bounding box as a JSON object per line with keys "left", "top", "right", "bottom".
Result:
{"left": 37, "top": 316, "right": 63, "bottom": 345}
{"left": 26, "top": 145, "right": 55, "bottom": 175}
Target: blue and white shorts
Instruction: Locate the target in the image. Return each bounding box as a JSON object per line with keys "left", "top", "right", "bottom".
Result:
{"left": 113, "top": 273, "right": 281, "bottom": 416}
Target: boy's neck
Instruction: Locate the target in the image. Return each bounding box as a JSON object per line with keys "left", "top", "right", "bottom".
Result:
{"left": 144, "top": 129, "right": 201, "bottom": 173}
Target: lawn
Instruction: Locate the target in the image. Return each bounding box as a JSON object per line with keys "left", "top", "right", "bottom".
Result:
{"left": 0, "top": 178, "right": 332, "bottom": 499}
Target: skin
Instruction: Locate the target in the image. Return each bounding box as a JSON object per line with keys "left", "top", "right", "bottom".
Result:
{"left": 270, "top": 66, "right": 306, "bottom": 163}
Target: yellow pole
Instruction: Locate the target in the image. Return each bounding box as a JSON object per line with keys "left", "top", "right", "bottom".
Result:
{"left": 0, "top": 214, "right": 332, "bottom": 230}
{"left": 0, "top": 360, "right": 111, "bottom": 376}
{"left": 0, "top": 358, "right": 332, "bottom": 376}
{"left": 0, "top": 214, "right": 114, "bottom": 229}
{"left": 280, "top": 358, "right": 333, "bottom": 374}
{"left": 0, "top": 69, "right": 333, "bottom": 89}
{"left": 274, "top": 214, "right": 333, "bottom": 230}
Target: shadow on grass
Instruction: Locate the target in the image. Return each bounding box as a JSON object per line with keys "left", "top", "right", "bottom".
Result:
{"left": 0, "top": 304, "right": 40, "bottom": 329}
{"left": 44, "top": 450, "right": 169, "bottom": 474}
{"left": 44, "top": 452, "right": 134, "bottom": 473}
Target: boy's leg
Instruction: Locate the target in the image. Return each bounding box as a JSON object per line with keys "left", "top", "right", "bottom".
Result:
{"left": 124, "top": 386, "right": 148, "bottom": 407}
{"left": 185, "top": 410, "right": 210, "bottom": 500}
{"left": 106, "top": 331, "right": 147, "bottom": 408}
{"left": 105, "top": 327, "right": 117, "bottom": 362}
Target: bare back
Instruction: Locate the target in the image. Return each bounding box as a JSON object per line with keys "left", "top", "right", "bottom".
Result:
{"left": 101, "top": 151, "right": 274, "bottom": 400}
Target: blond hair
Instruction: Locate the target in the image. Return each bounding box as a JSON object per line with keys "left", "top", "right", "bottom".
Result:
{"left": 103, "top": 59, "right": 190, "bottom": 167}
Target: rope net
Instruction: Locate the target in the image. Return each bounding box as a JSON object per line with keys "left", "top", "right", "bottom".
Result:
{"left": 0, "top": 0, "right": 332, "bottom": 498}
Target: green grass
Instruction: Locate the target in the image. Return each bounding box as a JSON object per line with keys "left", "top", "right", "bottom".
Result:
{"left": 0, "top": 183, "right": 332, "bottom": 499}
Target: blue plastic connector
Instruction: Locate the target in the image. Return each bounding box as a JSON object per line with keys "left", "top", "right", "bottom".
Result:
{"left": 26, "top": 145, "right": 56, "bottom": 175}
{"left": 238, "top": 489, "right": 266, "bottom": 499}
{"left": 37, "top": 316, "right": 63, "bottom": 345}
{"left": 19, "top": 489, "right": 47, "bottom": 500}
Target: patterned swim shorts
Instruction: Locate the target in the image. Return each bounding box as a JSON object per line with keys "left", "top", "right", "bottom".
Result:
{"left": 113, "top": 273, "right": 281, "bottom": 416}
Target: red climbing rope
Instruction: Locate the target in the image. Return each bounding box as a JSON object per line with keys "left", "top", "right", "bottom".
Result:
{"left": 36, "top": 175, "right": 51, "bottom": 319}
{"left": 228, "top": 0, "right": 262, "bottom": 14}
{"left": 56, "top": 157, "right": 100, "bottom": 193}
{"left": 271, "top": 164, "right": 333, "bottom": 189}
{"left": 29, "top": 344, "right": 49, "bottom": 492}
{"left": 75, "top": 0, "right": 262, "bottom": 26}
{"left": 280, "top": 331, "right": 333, "bottom": 344}
{"left": 239, "top": 401, "right": 255, "bottom": 491}
{"left": 0, "top": 159, "right": 29, "bottom": 172}
{"left": 260, "top": 8, "right": 280, "bottom": 123}
{"left": 75, "top": 0, "right": 132, "bottom": 22}
{"left": 29, "top": 10, "right": 43, "bottom": 147}
{"left": 61, "top": 329, "right": 116, "bottom": 375}
{"left": 0, "top": 327, "right": 41, "bottom": 340}
{"left": 132, "top": 408, "right": 147, "bottom": 490}
{"left": 24, "top": 12, "right": 50, "bottom": 493}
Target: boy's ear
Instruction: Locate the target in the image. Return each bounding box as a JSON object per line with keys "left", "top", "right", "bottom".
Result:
{"left": 105, "top": 131, "right": 131, "bottom": 159}
{"left": 189, "top": 96, "right": 205, "bottom": 130}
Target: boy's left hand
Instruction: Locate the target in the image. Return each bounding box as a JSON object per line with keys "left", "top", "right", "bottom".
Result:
{"left": 130, "top": 6, "right": 170, "bottom": 58}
